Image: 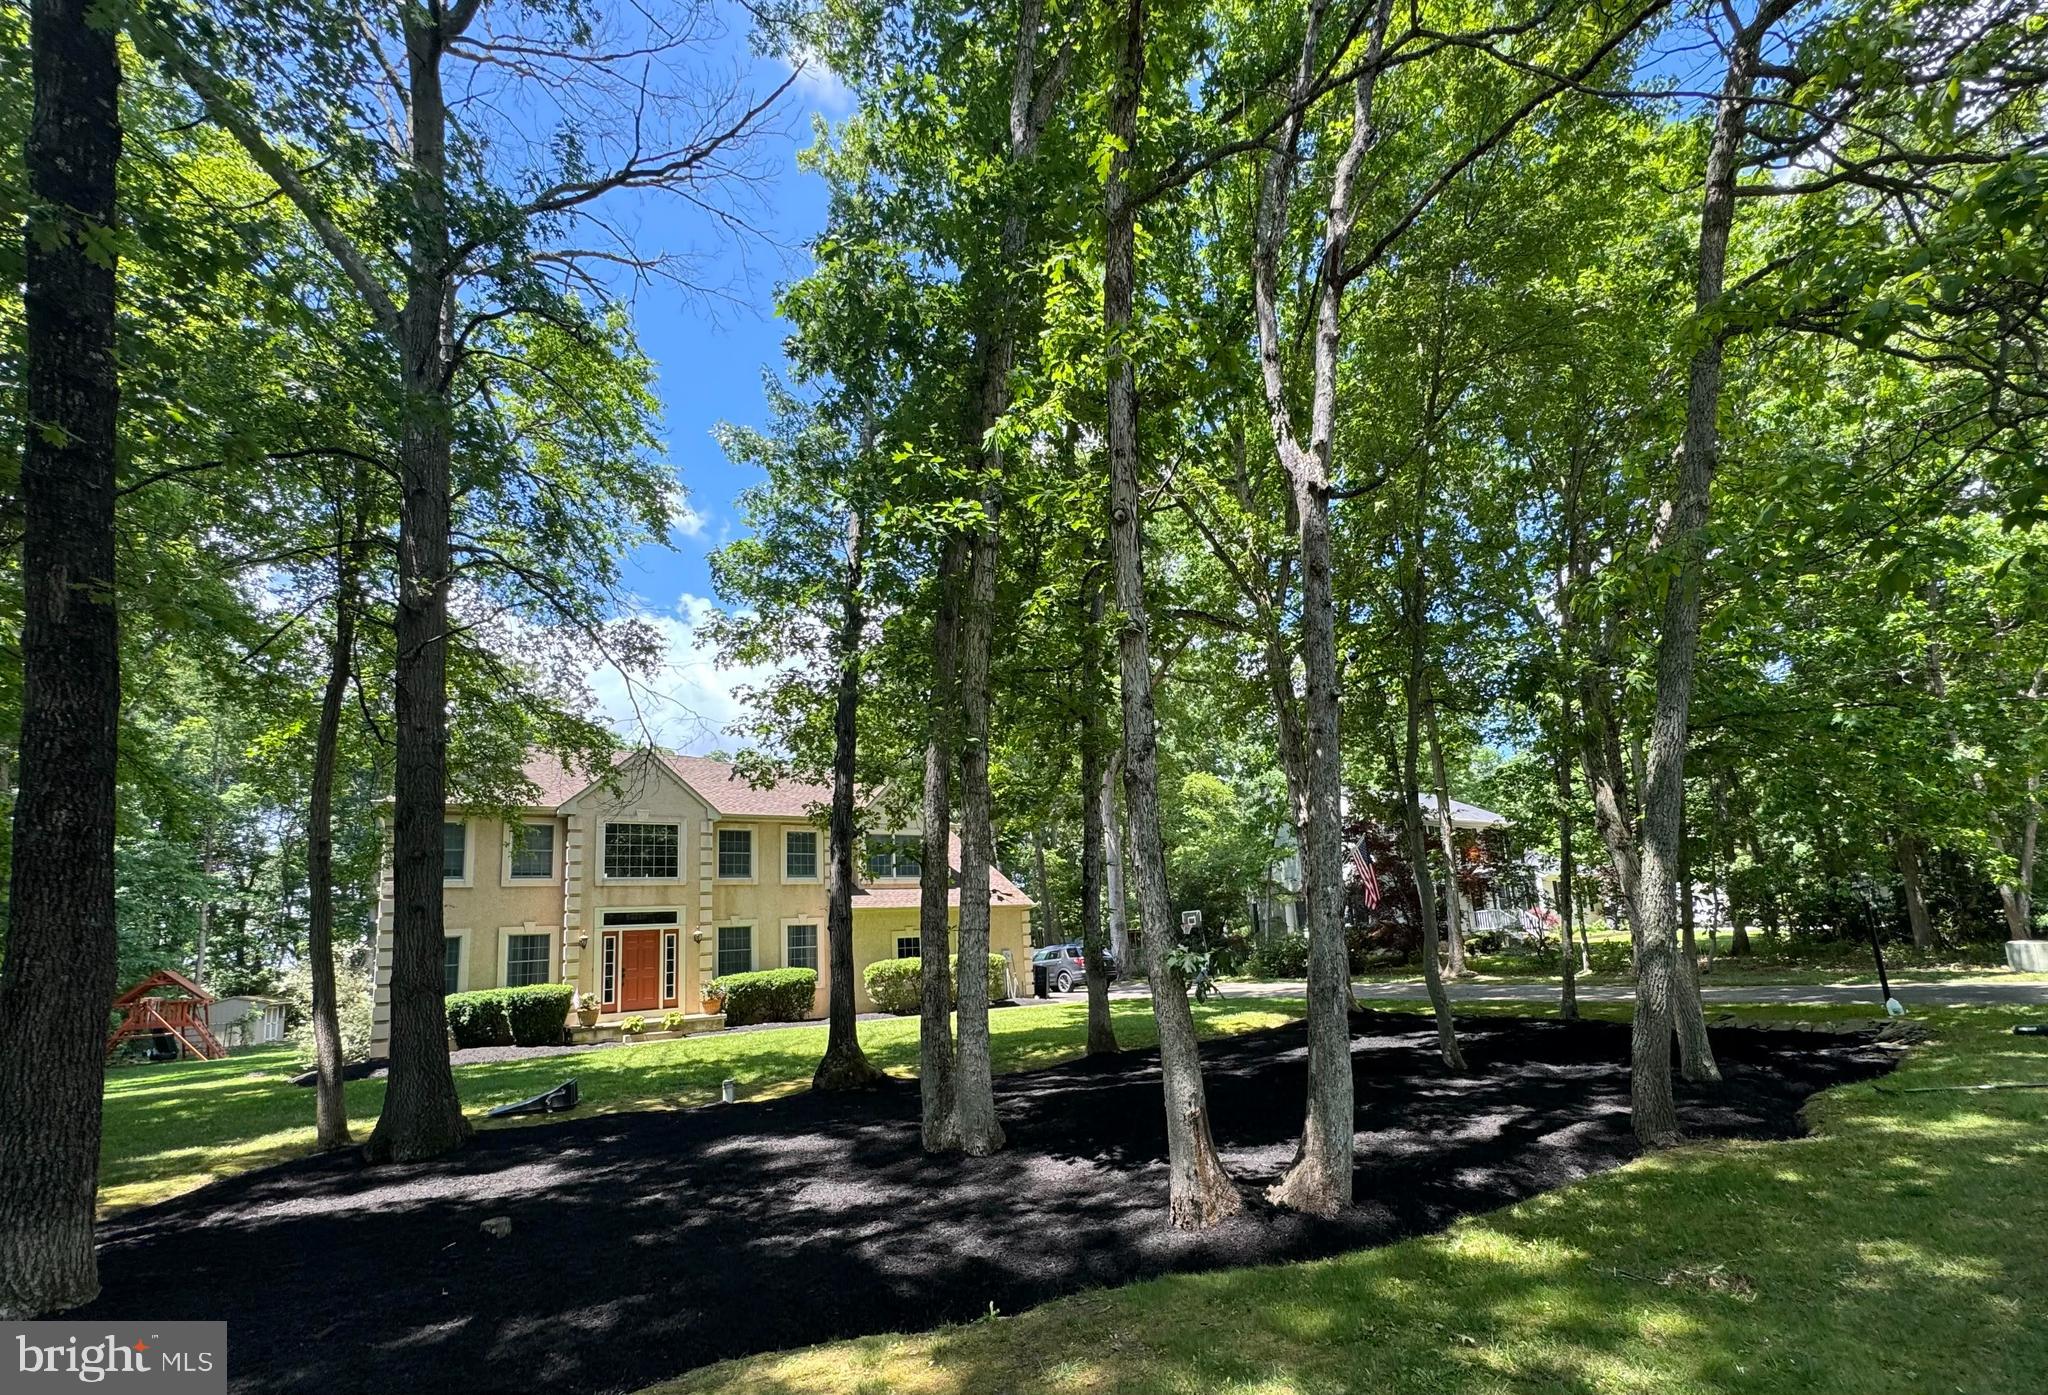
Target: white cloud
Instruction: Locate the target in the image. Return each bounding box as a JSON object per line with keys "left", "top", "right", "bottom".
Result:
{"left": 668, "top": 499, "right": 709, "bottom": 540}
{"left": 776, "top": 50, "right": 857, "bottom": 119}
{"left": 588, "top": 593, "right": 776, "bottom": 755}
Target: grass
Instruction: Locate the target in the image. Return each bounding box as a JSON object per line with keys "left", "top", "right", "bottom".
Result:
{"left": 1345, "top": 934, "right": 2048, "bottom": 988}
{"left": 97, "top": 996, "right": 1304, "bottom": 1216}
{"left": 642, "top": 997, "right": 2048, "bottom": 1395}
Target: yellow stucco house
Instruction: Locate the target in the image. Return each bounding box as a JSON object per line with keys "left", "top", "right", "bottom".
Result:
{"left": 369, "top": 748, "right": 1034, "bottom": 1054}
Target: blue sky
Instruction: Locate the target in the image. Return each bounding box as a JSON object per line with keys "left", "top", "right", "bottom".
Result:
{"left": 583, "top": 18, "right": 853, "bottom": 751}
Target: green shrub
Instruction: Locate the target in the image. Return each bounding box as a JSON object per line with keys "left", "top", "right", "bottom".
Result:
{"left": 1245, "top": 935, "right": 1309, "bottom": 979}
{"left": 661, "top": 1011, "right": 687, "bottom": 1033}
{"left": 443, "top": 984, "right": 573, "bottom": 1048}
{"left": 620, "top": 1015, "right": 646, "bottom": 1035}
{"left": 862, "top": 955, "right": 1009, "bottom": 1016}
{"left": 709, "top": 967, "right": 818, "bottom": 1026}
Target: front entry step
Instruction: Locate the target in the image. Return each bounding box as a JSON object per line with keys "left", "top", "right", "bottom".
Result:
{"left": 568, "top": 1013, "right": 726, "bottom": 1045}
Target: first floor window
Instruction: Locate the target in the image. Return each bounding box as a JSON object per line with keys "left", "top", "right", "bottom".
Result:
{"left": 718, "top": 828, "right": 753, "bottom": 879}
{"left": 784, "top": 829, "right": 818, "bottom": 880}
{"left": 601, "top": 935, "right": 618, "bottom": 1007}
{"left": 786, "top": 923, "right": 819, "bottom": 972}
{"left": 442, "top": 821, "right": 467, "bottom": 881}
{"left": 443, "top": 936, "right": 463, "bottom": 995}
{"left": 605, "top": 822, "right": 679, "bottom": 880}
{"left": 866, "top": 834, "right": 922, "bottom": 880}
{"left": 663, "top": 934, "right": 679, "bottom": 1002}
{"left": 896, "top": 934, "right": 920, "bottom": 961}
{"left": 717, "top": 925, "right": 753, "bottom": 977}
{"left": 505, "top": 932, "right": 551, "bottom": 988}
{"left": 510, "top": 822, "right": 556, "bottom": 879}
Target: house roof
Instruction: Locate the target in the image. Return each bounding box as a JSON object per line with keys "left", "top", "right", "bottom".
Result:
{"left": 516, "top": 749, "right": 830, "bottom": 818}
{"left": 1416, "top": 792, "right": 1510, "bottom": 829}
{"left": 658, "top": 753, "right": 833, "bottom": 819}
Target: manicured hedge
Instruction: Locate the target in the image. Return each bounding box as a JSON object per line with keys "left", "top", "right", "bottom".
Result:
{"left": 862, "top": 955, "right": 1010, "bottom": 1016}
{"left": 444, "top": 984, "right": 574, "bottom": 1049}
{"left": 708, "top": 967, "right": 817, "bottom": 1027}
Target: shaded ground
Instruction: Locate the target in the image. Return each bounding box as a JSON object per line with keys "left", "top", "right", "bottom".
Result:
{"left": 82, "top": 1011, "right": 1893, "bottom": 1395}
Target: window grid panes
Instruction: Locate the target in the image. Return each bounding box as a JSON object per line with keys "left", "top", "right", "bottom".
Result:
{"left": 443, "top": 937, "right": 462, "bottom": 995}
{"left": 717, "top": 926, "right": 752, "bottom": 977}
{"left": 505, "top": 933, "right": 551, "bottom": 988}
{"left": 785, "top": 829, "right": 818, "bottom": 880}
{"left": 896, "top": 935, "right": 920, "bottom": 960}
{"left": 866, "top": 835, "right": 922, "bottom": 880}
{"left": 663, "top": 934, "right": 678, "bottom": 1002}
{"left": 786, "top": 924, "right": 819, "bottom": 972}
{"left": 601, "top": 935, "right": 618, "bottom": 1006}
{"left": 442, "top": 821, "right": 467, "bottom": 881}
{"left": 718, "top": 828, "right": 753, "bottom": 879}
{"left": 510, "top": 823, "right": 555, "bottom": 878}
{"left": 604, "top": 822, "right": 679, "bottom": 880}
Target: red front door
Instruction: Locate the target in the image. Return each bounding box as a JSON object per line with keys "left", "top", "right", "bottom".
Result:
{"left": 619, "top": 931, "right": 660, "bottom": 1011}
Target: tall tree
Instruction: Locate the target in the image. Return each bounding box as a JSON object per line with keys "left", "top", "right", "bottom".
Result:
{"left": 139, "top": 0, "right": 782, "bottom": 1160}
{"left": 0, "top": 0, "right": 122, "bottom": 1315}
{"left": 1105, "top": 0, "right": 1242, "bottom": 1229}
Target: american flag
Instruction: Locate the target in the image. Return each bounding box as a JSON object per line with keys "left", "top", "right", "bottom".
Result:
{"left": 1348, "top": 839, "right": 1381, "bottom": 909}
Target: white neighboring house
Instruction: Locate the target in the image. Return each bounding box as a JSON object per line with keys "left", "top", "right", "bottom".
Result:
{"left": 206, "top": 994, "right": 289, "bottom": 1047}
{"left": 1250, "top": 793, "right": 1517, "bottom": 938}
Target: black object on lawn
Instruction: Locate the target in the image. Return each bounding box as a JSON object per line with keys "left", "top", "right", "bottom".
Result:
{"left": 488, "top": 1078, "right": 580, "bottom": 1118}
{"left": 2014, "top": 1024, "right": 2048, "bottom": 1037}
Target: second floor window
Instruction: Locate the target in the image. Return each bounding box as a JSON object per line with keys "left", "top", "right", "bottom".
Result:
{"left": 604, "top": 822, "right": 679, "bottom": 880}
{"left": 442, "top": 821, "right": 467, "bottom": 881}
{"left": 718, "top": 828, "right": 753, "bottom": 879}
{"left": 785, "top": 829, "right": 818, "bottom": 880}
{"left": 509, "top": 823, "right": 555, "bottom": 879}
{"left": 866, "top": 834, "right": 922, "bottom": 880}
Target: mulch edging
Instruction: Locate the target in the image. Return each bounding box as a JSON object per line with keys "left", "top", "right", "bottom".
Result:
{"left": 85, "top": 1009, "right": 1894, "bottom": 1395}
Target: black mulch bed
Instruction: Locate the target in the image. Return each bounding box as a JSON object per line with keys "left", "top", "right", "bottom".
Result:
{"left": 83, "top": 1010, "right": 1894, "bottom": 1395}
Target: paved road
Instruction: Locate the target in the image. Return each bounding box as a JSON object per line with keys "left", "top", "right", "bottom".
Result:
{"left": 1054, "top": 977, "right": 2048, "bottom": 1009}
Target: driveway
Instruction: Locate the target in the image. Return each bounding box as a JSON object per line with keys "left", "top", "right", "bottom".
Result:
{"left": 1052, "top": 977, "right": 2048, "bottom": 1009}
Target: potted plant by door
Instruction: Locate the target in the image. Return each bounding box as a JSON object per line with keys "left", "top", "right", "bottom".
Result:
{"left": 701, "top": 981, "right": 724, "bottom": 1016}
{"left": 574, "top": 992, "right": 601, "bottom": 1029}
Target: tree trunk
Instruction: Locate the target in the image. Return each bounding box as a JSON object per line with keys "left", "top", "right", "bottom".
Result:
{"left": 1106, "top": 0, "right": 1240, "bottom": 1230}
{"left": 952, "top": 463, "right": 1005, "bottom": 1152}
{"left": 1079, "top": 573, "right": 1119, "bottom": 1055}
{"left": 1103, "top": 755, "right": 1131, "bottom": 977}
{"left": 1247, "top": 0, "right": 1394, "bottom": 1219}
{"left": 2000, "top": 771, "right": 2038, "bottom": 940}
{"left": 1894, "top": 833, "right": 1934, "bottom": 952}
{"left": 815, "top": 506, "right": 883, "bottom": 1092}
{"left": 1031, "top": 832, "right": 1060, "bottom": 947}
{"left": 1713, "top": 776, "right": 1752, "bottom": 956}
{"left": 306, "top": 513, "right": 361, "bottom": 1150}
{"left": 918, "top": 536, "right": 962, "bottom": 1151}
{"left": 1672, "top": 804, "right": 1716, "bottom": 1081}
{"left": 1399, "top": 712, "right": 1466, "bottom": 1071}
{"left": 1426, "top": 691, "right": 1466, "bottom": 978}
{"left": 0, "top": 0, "right": 121, "bottom": 1315}
{"left": 366, "top": 14, "right": 471, "bottom": 1163}
{"left": 1631, "top": 8, "right": 1771, "bottom": 1146}
{"left": 1555, "top": 701, "right": 1579, "bottom": 1022}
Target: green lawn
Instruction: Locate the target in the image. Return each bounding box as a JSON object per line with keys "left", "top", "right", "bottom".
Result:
{"left": 1346, "top": 935, "right": 2045, "bottom": 988}
{"left": 97, "top": 996, "right": 1304, "bottom": 1215}
{"left": 645, "top": 998, "right": 2048, "bottom": 1395}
